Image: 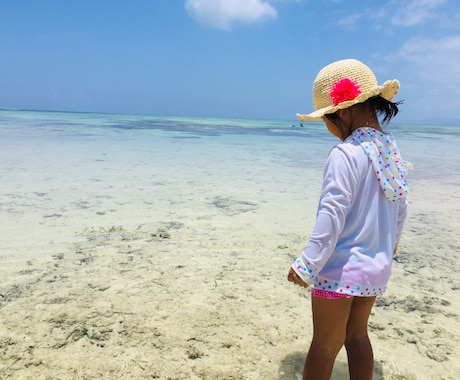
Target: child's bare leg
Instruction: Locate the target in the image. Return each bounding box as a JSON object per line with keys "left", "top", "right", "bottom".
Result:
{"left": 303, "top": 296, "right": 353, "bottom": 380}
{"left": 345, "top": 296, "right": 376, "bottom": 380}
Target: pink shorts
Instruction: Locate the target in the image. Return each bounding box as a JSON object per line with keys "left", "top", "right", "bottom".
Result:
{"left": 311, "top": 289, "right": 352, "bottom": 299}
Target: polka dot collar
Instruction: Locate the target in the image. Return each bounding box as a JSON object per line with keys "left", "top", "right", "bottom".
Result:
{"left": 348, "top": 127, "right": 413, "bottom": 201}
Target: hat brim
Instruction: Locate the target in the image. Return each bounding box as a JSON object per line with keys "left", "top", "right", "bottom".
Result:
{"left": 297, "top": 79, "right": 400, "bottom": 121}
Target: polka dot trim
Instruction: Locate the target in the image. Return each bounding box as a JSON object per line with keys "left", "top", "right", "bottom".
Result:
{"left": 293, "top": 258, "right": 386, "bottom": 297}
{"left": 312, "top": 282, "right": 385, "bottom": 297}
{"left": 349, "top": 127, "right": 413, "bottom": 201}
{"left": 293, "top": 257, "right": 317, "bottom": 284}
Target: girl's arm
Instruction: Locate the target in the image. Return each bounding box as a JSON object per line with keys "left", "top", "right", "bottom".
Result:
{"left": 393, "top": 198, "right": 408, "bottom": 256}
{"left": 291, "top": 146, "right": 357, "bottom": 284}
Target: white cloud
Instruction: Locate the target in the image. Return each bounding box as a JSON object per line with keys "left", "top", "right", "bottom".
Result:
{"left": 398, "top": 35, "right": 460, "bottom": 83}
{"left": 339, "top": 0, "right": 448, "bottom": 31}
{"left": 395, "top": 35, "right": 460, "bottom": 122}
{"left": 185, "top": 0, "right": 278, "bottom": 30}
{"left": 336, "top": 13, "right": 363, "bottom": 29}
{"left": 390, "top": 0, "right": 447, "bottom": 26}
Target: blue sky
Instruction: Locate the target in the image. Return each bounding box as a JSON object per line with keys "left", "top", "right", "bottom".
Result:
{"left": 1, "top": 0, "right": 459, "bottom": 124}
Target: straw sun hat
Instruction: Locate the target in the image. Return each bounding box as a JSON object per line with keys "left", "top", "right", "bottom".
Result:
{"left": 297, "top": 59, "right": 400, "bottom": 121}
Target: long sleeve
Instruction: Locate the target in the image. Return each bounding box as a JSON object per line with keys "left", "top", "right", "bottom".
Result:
{"left": 395, "top": 198, "right": 408, "bottom": 243}
{"left": 293, "top": 146, "right": 357, "bottom": 283}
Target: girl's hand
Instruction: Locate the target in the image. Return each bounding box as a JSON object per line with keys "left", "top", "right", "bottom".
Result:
{"left": 287, "top": 267, "right": 309, "bottom": 288}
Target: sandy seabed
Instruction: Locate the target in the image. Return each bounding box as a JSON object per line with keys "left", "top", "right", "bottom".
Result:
{"left": 1, "top": 159, "right": 459, "bottom": 379}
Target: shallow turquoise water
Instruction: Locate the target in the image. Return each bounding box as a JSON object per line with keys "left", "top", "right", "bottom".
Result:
{"left": 0, "top": 109, "right": 458, "bottom": 272}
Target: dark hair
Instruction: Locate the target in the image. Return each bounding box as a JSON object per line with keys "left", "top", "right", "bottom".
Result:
{"left": 324, "top": 95, "right": 403, "bottom": 140}
{"left": 325, "top": 95, "right": 402, "bottom": 126}
{"left": 368, "top": 95, "right": 402, "bottom": 125}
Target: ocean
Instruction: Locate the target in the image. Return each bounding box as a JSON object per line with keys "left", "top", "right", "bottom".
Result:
{"left": 0, "top": 109, "right": 459, "bottom": 379}
{"left": 0, "top": 109, "right": 458, "bottom": 273}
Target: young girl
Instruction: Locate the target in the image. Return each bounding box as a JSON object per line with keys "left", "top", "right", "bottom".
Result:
{"left": 287, "top": 59, "right": 412, "bottom": 380}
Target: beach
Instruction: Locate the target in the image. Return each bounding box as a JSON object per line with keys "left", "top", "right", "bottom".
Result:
{"left": 0, "top": 110, "right": 459, "bottom": 379}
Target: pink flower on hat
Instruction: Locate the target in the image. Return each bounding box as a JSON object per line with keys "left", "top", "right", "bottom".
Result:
{"left": 329, "top": 78, "right": 362, "bottom": 106}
